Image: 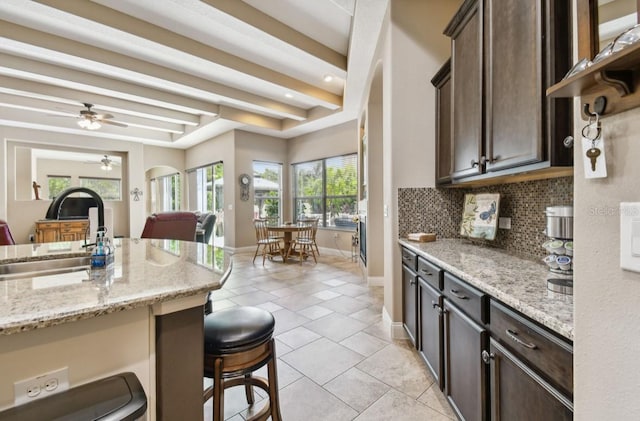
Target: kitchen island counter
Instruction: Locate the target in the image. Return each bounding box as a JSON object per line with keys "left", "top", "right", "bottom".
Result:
{"left": 0, "top": 238, "right": 230, "bottom": 335}
{"left": 0, "top": 238, "right": 231, "bottom": 419}
{"left": 399, "top": 238, "right": 573, "bottom": 340}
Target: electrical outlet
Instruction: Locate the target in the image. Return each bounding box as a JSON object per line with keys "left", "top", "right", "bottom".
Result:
{"left": 498, "top": 217, "right": 511, "bottom": 229}
{"left": 28, "top": 234, "right": 35, "bottom": 242}
{"left": 14, "top": 367, "right": 69, "bottom": 405}
{"left": 334, "top": 233, "right": 339, "bottom": 239}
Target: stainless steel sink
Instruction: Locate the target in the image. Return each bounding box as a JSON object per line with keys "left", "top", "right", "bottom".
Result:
{"left": 0, "top": 256, "right": 91, "bottom": 280}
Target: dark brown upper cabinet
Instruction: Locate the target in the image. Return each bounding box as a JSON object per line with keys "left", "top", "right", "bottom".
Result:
{"left": 431, "top": 59, "right": 452, "bottom": 185}
{"left": 549, "top": 1, "right": 640, "bottom": 119}
{"left": 443, "top": 0, "right": 573, "bottom": 185}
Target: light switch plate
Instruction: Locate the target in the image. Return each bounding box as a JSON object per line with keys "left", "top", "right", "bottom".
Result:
{"left": 620, "top": 203, "right": 640, "bottom": 272}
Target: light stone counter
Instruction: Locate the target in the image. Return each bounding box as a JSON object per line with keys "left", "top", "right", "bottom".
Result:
{"left": 399, "top": 238, "right": 573, "bottom": 341}
{"left": 0, "top": 238, "right": 231, "bottom": 335}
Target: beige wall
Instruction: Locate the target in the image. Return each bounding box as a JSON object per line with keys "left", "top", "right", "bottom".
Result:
{"left": 143, "top": 144, "right": 186, "bottom": 214}
{"left": 1, "top": 130, "right": 144, "bottom": 242}
{"left": 234, "top": 131, "right": 288, "bottom": 247}
{"left": 382, "top": 0, "right": 461, "bottom": 324}
{"left": 366, "top": 63, "right": 385, "bottom": 279}
{"left": 0, "top": 307, "right": 152, "bottom": 417}
{"left": 574, "top": 105, "right": 640, "bottom": 418}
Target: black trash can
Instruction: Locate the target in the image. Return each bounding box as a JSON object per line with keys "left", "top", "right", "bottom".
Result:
{"left": 0, "top": 372, "right": 147, "bottom": 421}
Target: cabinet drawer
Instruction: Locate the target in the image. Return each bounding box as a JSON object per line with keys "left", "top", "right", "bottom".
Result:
{"left": 37, "top": 222, "right": 59, "bottom": 229}
{"left": 489, "top": 300, "right": 573, "bottom": 398}
{"left": 63, "top": 222, "right": 88, "bottom": 229}
{"left": 401, "top": 247, "right": 417, "bottom": 271}
{"left": 417, "top": 256, "right": 443, "bottom": 290}
{"left": 443, "top": 272, "right": 487, "bottom": 325}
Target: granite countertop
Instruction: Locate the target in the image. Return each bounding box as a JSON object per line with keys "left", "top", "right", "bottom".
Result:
{"left": 399, "top": 238, "right": 573, "bottom": 341}
{"left": 0, "top": 238, "right": 232, "bottom": 335}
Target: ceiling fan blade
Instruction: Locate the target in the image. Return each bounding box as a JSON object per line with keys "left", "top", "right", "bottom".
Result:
{"left": 95, "top": 113, "right": 114, "bottom": 119}
{"left": 46, "top": 114, "right": 76, "bottom": 118}
{"left": 101, "top": 119, "right": 128, "bottom": 127}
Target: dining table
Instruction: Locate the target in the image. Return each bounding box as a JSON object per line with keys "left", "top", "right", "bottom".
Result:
{"left": 267, "top": 223, "right": 307, "bottom": 261}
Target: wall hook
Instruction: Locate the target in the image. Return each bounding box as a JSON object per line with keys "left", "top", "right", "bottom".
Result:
{"left": 584, "top": 96, "right": 607, "bottom": 117}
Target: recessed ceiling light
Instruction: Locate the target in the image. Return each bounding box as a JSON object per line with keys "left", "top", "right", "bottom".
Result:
{"left": 284, "top": 92, "right": 294, "bottom": 99}
{"left": 323, "top": 74, "right": 334, "bottom": 82}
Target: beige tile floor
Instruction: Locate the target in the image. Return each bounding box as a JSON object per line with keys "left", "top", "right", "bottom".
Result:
{"left": 204, "top": 252, "right": 456, "bottom": 421}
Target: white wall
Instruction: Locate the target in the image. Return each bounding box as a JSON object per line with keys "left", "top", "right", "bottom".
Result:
{"left": 382, "top": 0, "right": 461, "bottom": 324}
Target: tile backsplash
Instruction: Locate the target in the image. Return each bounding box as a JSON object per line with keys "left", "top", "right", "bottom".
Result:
{"left": 398, "top": 177, "right": 573, "bottom": 259}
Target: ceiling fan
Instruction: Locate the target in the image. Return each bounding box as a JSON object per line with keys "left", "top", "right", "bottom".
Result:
{"left": 83, "top": 154, "right": 120, "bottom": 171}
{"left": 100, "top": 155, "right": 114, "bottom": 171}
{"left": 75, "top": 103, "right": 128, "bottom": 130}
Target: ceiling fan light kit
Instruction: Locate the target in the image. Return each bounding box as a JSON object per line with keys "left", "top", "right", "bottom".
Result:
{"left": 100, "top": 155, "right": 113, "bottom": 171}
{"left": 75, "top": 103, "right": 127, "bottom": 130}
{"left": 78, "top": 118, "right": 102, "bottom": 130}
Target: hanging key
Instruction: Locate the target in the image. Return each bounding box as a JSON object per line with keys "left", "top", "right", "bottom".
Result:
{"left": 586, "top": 147, "right": 601, "bottom": 171}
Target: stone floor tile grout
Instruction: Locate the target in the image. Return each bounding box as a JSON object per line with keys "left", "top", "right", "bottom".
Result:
{"left": 206, "top": 252, "right": 453, "bottom": 421}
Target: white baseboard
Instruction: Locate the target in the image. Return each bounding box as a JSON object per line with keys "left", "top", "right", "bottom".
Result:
{"left": 367, "top": 276, "right": 384, "bottom": 287}
{"left": 382, "top": 306, "right": 408, "bottom": 340}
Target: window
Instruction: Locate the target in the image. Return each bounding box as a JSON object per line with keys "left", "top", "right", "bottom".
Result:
{"left": 47, "top": 175, "right": 71, "bottom": 199}
{"left": 187, "top": 162, "right": 224, "bottom": 245}
{"left": 79, "top": 177, "right": 121, "bottom": 200}
{"left": 155, "top": 172, "right": 181, "bottom": 211}
{"left": 293, "top": 154, "right": 357, "bottom": 228}
{"left": 253, "top": 161, "right": 282, "bottom": 223}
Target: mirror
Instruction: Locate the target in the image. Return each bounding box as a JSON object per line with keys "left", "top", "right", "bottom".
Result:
{"left": 579, "top": 0, "right": 639, "bottom": 59}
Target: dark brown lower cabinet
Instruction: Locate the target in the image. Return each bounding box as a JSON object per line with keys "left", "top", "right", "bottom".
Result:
{"left": 418, "top": 278, "right": 444, "bottom": 389}
{"left": 484, "top": 338, "right": 573, "bottom": 421}
{"left": 443, "top": 299, "right": 488, "bottom": 421}
{"left": 402, "top": 264, "right": 418, "bottom": 347}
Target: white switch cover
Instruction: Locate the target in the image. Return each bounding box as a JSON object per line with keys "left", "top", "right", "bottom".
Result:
{"left": 620, "top": 203, "right": 640, "bottom": 272}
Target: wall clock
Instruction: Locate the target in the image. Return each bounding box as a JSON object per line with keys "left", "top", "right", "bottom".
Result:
{"left": 239, "top": 173, "right": 251, "bottom": 201}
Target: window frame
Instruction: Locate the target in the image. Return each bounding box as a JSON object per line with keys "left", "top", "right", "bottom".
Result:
{"left": 292, "top": 153, "right": 358, "bottom": 229}
{"left": 253, "top": 160, "right": 283, "bottom": 224}
{"left": 47, "top": 175, "right": 72, "bottom": 199}
{"left": 79, "top": 176, "right": 122, "bottom": 200}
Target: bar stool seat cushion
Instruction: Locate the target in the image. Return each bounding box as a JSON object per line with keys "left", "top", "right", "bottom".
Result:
{"left": 204, "top": 307, "right": 275, "bottom": 354}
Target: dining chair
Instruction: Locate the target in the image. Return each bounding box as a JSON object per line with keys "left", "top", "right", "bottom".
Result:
{"left": 0, "top": 219, "right": 16, "bottom": 246}
{"left": 253, "top": 219, "right": 284, "bottom": 265}
{"left": 298, "top": 217, "right": 320, "bottom": 256}
{"left": 140, "top": 211, "right": 198, "bottom": 241}
{"left": 286, "top": 221, "right": 317, "bottom": 265}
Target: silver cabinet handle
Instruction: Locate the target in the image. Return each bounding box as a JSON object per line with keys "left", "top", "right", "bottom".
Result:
{"left": 420, "top": 268, "right": 433, "bottom": 276}
{"left": 506, "top": 329, "right": 537, "bottom": 349}
{"left": 449, "top": 289, "right": 468, "bottom": 300}
{"left": 481, "top": 350, "right": 495, "bottom": 364}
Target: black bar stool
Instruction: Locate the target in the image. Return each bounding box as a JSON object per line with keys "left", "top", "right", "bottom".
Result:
{"left": 203, "top": 306, "right": 282, "bottom": 421}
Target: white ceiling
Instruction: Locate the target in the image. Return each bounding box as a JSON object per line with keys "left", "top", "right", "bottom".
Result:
{"left": 0, "top": 0, "right": 388, "bottom": 149}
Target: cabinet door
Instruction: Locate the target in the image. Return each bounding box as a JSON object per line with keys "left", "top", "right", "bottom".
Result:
{"left": 484, "top": 0, "right": 542, "bottom": 172}
{"left": 444, "top": 299, "right": 488, "bottom": 421}
{"left": 419, "top": 278, "right": 444, "bottom": 390}
{"left": 448, "top": 0, "right": 483, "bottom": 180}
{"left": 432, "top": 59, "right": 452, "bottom": 185}
{"left": 36, "top": 222, "right": 59, "bottom": 243}
{"left": 486, "top": 338, "right": 573, "bottom": 420}
{"left": 402, "top": 265, "right": 418, "bottom": 347}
